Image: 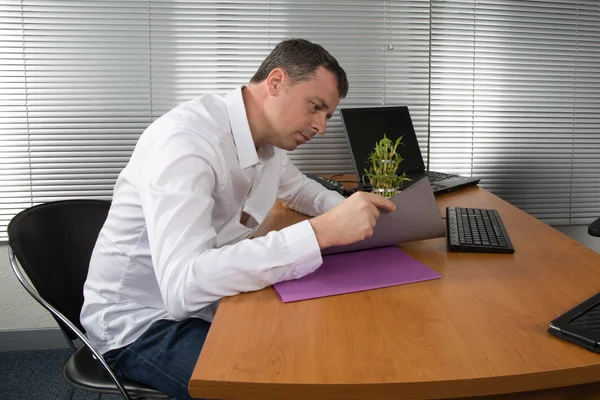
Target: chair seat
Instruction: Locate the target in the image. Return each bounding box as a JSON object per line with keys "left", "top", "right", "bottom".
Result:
{"left": 62, "top": 345, "right": 169, "bottom": 398}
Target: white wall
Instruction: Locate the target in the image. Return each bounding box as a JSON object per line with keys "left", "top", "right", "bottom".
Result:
{"left": 553, "top": 225, "right": 600, "bottom": 252}
{"left": 0, "top": 226, "right": 598, "bottom": 331}
{"left": 0, "top": 244, "right": 57, "bottom": 331}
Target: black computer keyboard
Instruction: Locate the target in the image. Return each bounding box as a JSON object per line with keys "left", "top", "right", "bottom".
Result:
{"left": 446, "top": 207, "right": 515, "bottom": 254}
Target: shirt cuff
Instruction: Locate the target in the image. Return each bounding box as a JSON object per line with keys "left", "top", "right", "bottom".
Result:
{"left": 279, "top": 219, "right": 323, "bottom": 281}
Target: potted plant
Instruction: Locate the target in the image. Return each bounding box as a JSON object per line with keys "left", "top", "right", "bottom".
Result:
{"left": 362, "top": 134, "right": 411, "bottom": 198}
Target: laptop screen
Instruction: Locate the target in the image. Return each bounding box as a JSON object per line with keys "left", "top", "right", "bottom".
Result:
{"left": 340, "top": 106, "right": 425, "bottom": 182}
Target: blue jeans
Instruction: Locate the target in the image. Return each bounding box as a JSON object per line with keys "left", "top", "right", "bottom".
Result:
{"left": 103, "top": 318, "right": 211, "bottom": 400}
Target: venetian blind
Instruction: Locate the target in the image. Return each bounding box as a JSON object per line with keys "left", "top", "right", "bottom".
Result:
{"left": 430, "top": 0, "right": 600, "bottom": 225}
{"left": 0, "top": 0, "right": 431, "bottom": 240}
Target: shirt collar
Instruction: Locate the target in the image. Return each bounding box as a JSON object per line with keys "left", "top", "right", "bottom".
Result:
{"left": 225, "top": 86, "right": 274, "bottom": 169}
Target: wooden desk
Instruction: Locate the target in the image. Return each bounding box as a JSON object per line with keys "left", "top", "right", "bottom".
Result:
{"left": 189, "top": 179, "right": 600, "bottom": 400}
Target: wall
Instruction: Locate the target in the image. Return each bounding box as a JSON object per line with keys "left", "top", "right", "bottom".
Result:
{"left": 553, "top": 225, "right": 600, "bottom": 254}
{"left": 0, "top": 244, "right": 57, "bottom": 331}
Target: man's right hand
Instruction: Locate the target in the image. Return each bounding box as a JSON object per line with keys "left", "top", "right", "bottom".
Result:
{"left": 309, "top": 191, "right": 396, "bottom": 249}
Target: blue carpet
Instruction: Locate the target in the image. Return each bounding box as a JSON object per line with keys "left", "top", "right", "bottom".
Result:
{"left": 0, "top": 348, "right": 122, "bottom": 399}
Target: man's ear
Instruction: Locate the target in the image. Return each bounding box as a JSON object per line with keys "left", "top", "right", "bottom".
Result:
{"left": 265, "top": 68, "right": 287, "bottom": 96}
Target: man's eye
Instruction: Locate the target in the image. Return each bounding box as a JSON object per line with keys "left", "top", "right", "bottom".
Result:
{"left": 311, "top": 103, "right": 320, "bottom": 112}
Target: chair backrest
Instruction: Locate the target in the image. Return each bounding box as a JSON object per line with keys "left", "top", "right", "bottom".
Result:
{"left": 7, "top": 200, "right": 111, "bottom": 340}
{"left": 590, "top": 217, "right": 600, "bottom": 237}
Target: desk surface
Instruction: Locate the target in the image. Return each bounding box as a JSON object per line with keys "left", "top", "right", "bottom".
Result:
{"left": 189, "top": 179, "right": 600, "bottom": 400}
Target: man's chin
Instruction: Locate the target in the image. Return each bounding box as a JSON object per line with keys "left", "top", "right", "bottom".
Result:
{"left": 272, "top": 138, "right": 302, "bottom": 151}
{"left": 280, "top": 141, "right": 300, "bottom": 151}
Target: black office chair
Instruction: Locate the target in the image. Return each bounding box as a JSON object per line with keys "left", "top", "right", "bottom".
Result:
{"left": 590, "top": 216, "right": 600, "bottom": 238}
{"left": 7, "top": 200, "right": 170, "bottom": 400}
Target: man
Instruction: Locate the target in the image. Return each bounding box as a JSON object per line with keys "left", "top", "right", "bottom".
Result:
{"left": 81, "top": 38, "right": 395, "bottom": 399}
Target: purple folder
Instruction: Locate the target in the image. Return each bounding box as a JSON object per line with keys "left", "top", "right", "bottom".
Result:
{"left": 273, "top": 246, "right": 441, "bottom": 303}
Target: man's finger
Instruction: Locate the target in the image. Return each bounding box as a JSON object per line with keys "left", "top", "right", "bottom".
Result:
{"left": 369, "top": 213, "right": 377, "bottom": 228}
{"left": 366, "top": 193, "right": 396, "bottom": 211}
{"left": 369, "top": 203, "right": 381, "bottom": 219}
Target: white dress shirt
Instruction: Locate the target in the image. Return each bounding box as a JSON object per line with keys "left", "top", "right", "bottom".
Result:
{"left": 81, "top": 87, "right": 344, "bottom": 355}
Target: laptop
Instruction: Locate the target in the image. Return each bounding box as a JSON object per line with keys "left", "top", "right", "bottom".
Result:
{"left": 340, "top": 106, "right": 481, "bottom": 195}
{"left": 548, "top": 291, "right": 600, "bottom": 353}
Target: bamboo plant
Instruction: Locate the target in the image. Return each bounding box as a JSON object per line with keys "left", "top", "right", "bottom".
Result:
{"left": 362, "top": 134, "right": 411, "bottom": 198}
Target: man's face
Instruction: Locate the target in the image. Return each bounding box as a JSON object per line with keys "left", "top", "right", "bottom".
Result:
{"left": 265, "top": 67, "right": 341, "bottom": 151}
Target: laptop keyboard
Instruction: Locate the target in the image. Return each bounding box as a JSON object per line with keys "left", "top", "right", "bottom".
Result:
{"left": 368, "top": 170, "right": 458, "bottom": 191}
{"left": 428, "top": 171, "right": 453, "bottom": 181}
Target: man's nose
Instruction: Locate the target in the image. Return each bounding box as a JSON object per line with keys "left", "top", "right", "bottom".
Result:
{"left": 312, "top": 114, "right": 326, "bottom": 135}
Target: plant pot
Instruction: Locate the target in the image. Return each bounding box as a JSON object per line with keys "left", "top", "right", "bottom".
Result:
{"left": 372, "top": 187, "right": 399, "bottom": 198}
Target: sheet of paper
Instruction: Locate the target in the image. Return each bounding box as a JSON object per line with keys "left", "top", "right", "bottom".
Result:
{"left": 322, "top": 177, "right": 446, "bottom": 255}
{"left": 273, "top": 246, "right": 442, "bottom": 303}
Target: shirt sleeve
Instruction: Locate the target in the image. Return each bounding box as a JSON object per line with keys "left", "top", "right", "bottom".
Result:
{"left": 136, "top": 129, "right": 323, "bottom": 320}
{"left": 277, "top": 152, "right": 345, "bottom": 216}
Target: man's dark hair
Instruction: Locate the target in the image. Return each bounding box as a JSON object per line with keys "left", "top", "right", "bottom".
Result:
{"left": 250, "top": 39, "right": 349, "bottom": 99}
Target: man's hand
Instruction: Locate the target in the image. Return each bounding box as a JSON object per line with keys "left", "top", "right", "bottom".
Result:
{"left": 309, "top": 191, "right": 396, "bottom": 249}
